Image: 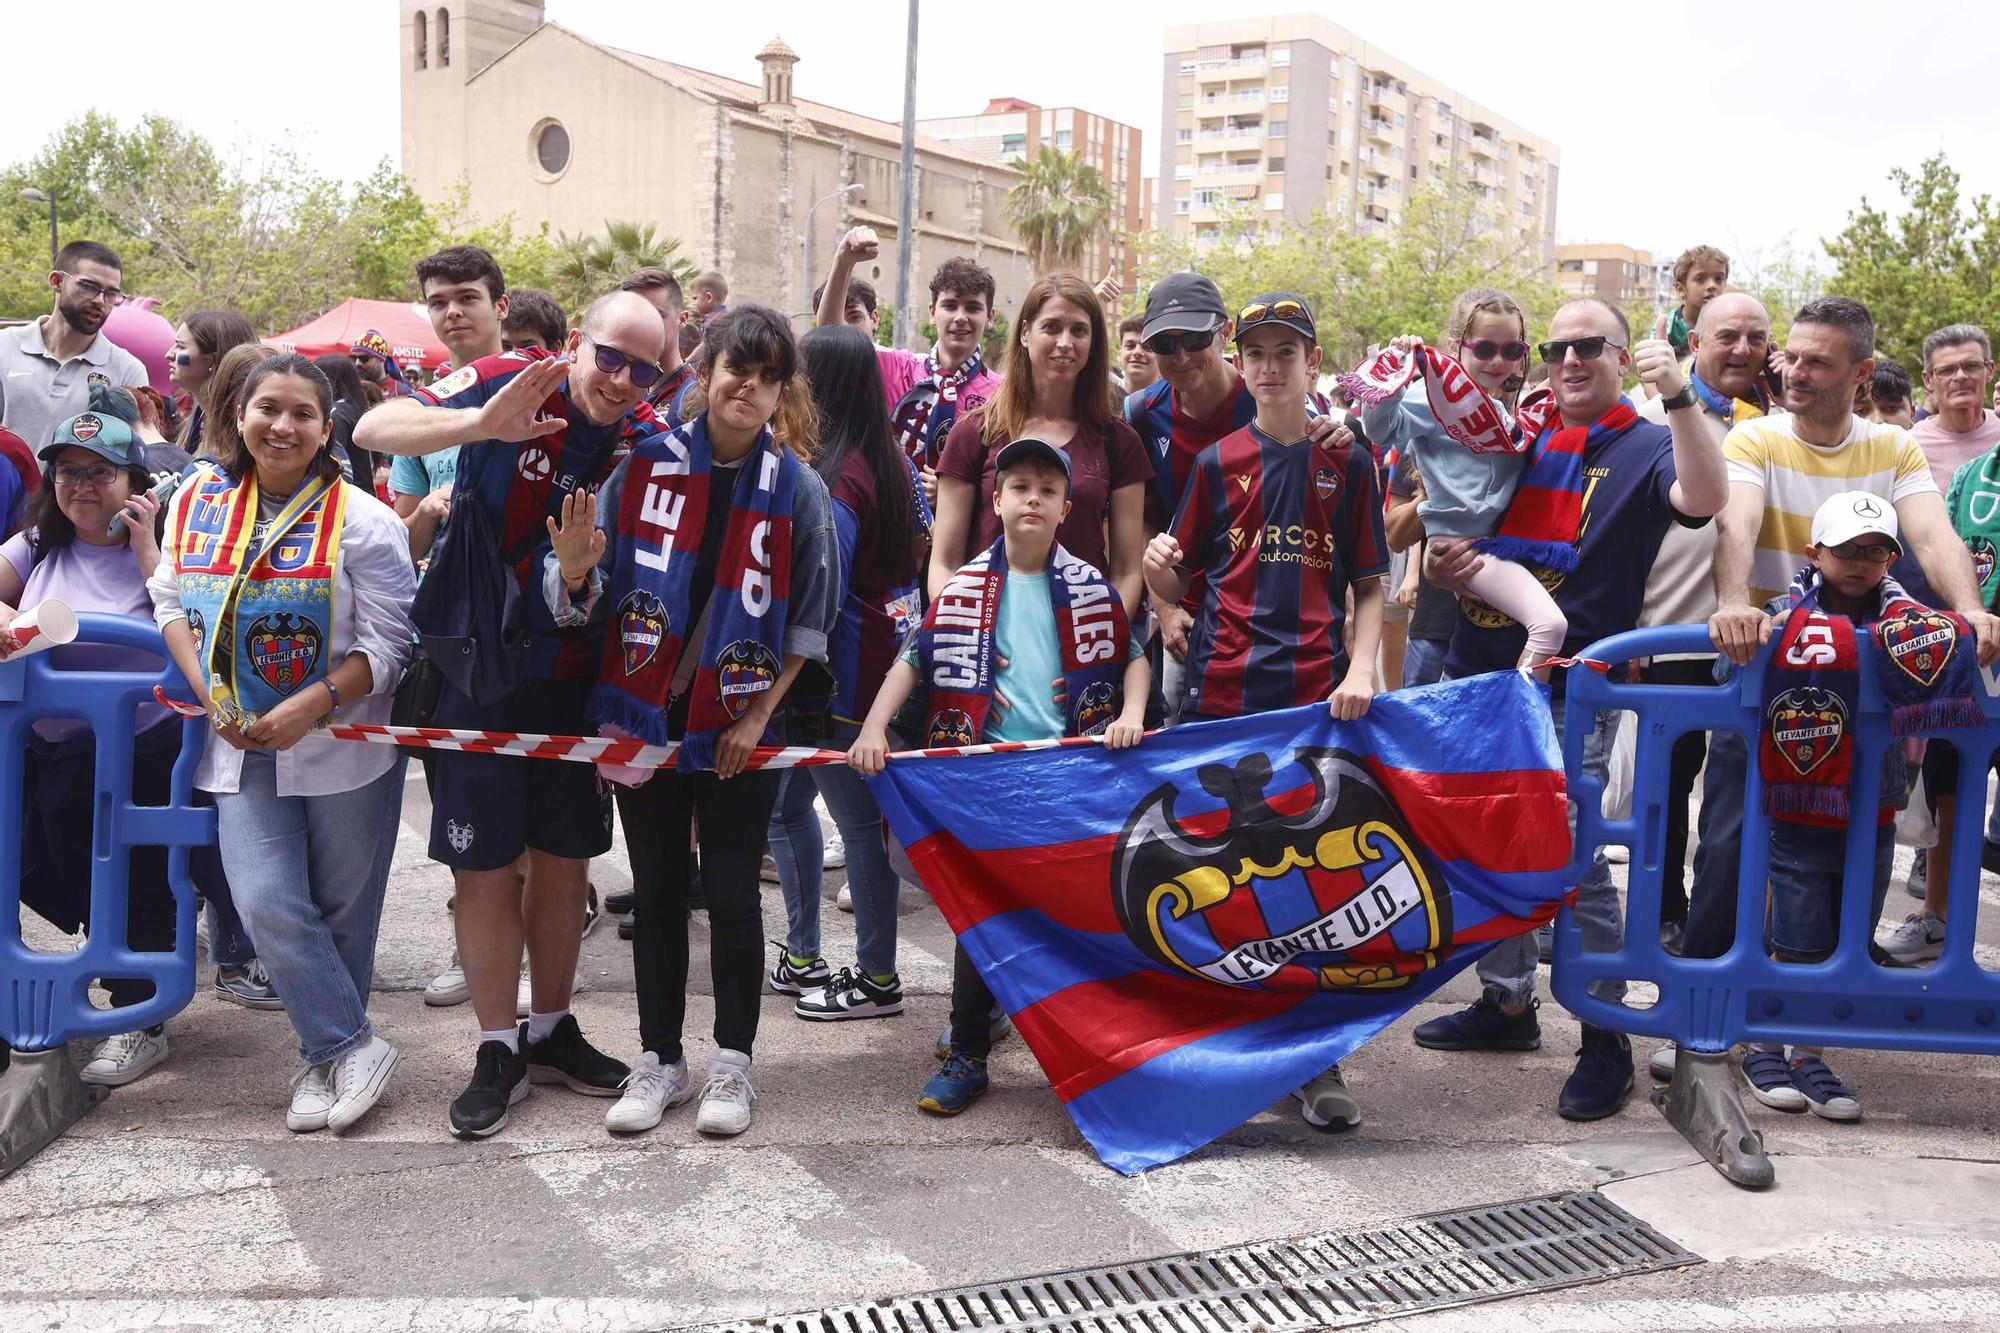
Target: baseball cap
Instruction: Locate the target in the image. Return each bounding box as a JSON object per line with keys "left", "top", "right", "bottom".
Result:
{"left": 1233, "top": 291, "right": 1317, "bottom": 346}
{"left": 1141, "top": 272, "right": 1228, "bottom": 345}
{"left": 993, "top": 437, "right": 1072, "bottom": 489}
{"left": 39, "top": 411, "right": 141, "bottom": 468}
{"left": 1811, "top": 490, "right": 1900, "bottom": 555}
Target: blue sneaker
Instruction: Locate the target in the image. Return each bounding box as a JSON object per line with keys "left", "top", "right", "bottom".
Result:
{"left": 1411, "top": 988, "right": 1540, "bottom": 1051}
{"left": 1557, "top": 1025, "right": 1632, "bottom": 1121}
{"left": 918, "top": 1052, "right": 989, "bottom": 1115}
{"left": 1741, "top": 1047, "right": 1806, "bottom": 1111}
{"left": 1789, "top": 1054, "right": 1861, "bottom": 1122}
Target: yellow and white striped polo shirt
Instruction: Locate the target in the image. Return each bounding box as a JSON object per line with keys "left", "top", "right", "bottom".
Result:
{"left": 1723, "top": 411, "right": 1936, "bottom": 605}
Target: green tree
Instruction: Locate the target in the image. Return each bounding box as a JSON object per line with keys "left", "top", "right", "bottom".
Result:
{"left": 1005, "top": 147, "right": 1112, "bottom": 277}
{"left": 1825, "top": 153, "right": 2000, "bottom": 370}
{"left": 552, "top": 220, "right": 696, "bottom": 314}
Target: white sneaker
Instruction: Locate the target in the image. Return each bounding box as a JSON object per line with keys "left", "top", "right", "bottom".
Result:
{"left": 517, "top": 967, "right": 587, "bottom": 1018}
{"left": 1880, "top": 910, "right": 1946, "bottom": 965}
{"left": 694, "top": 1049, "right": 756, "bottom": 1136}
{"left": 424, "top": 951, "right": 469, "bottom": 1007}
{"left": 823, "top": 830, "right": 846, "bottom": 869}
{"left": 288, "top": 1061, "right": 335, "bottom": 1132}
{"left": 605, "top": 1051, "right": 695, "bottom": 1133}
{"left": 836, "top": 884, "right": 853, "bottom": 913}
{"left": 1648, "top": 1042, "right": 1677, "bottom": 1081}
{"left": 79, "top": 1029, "right": 168, "bottom": 1087}
{"left": 327, "top": 1035, "right": 400, "bottom": 1133}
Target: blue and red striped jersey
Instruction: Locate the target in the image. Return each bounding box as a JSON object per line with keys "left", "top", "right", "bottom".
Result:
{"left": 416, "top": 348, "right": 656, "bottom": 679}
{"left": 1126, "top": 373, "right": 1258, "bottom": 519}
{"left": 1170, "top": 424, "right": 1388, "bottom": 720}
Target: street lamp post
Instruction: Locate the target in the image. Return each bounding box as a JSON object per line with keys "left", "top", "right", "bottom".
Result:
{"left": 17, "top": 187, "right": 57, "bottom": 270}
{"left": 800, "top": 183, "right": 863, "bottom": 324}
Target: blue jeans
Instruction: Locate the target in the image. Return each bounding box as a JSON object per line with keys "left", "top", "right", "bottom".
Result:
{"left": 213, "top": 752, "right": 407, "bottom": 1065}
{"left": 1683, "top": 730, "right": 1749, "bottom": 960}
{"left": 1476, "top": 700, "right": 1626, "bottom": 1005}
{"left": 765, "top": 770, "right": 824, "bottom": 961}
{"left": 765, "top": 721, "right": 903, "bottom": 976}
{"left": 1767, "top": 820, "right": 1894, "bottom": 961}
{"left": 1402, "top": 637, "right": 1449, "bottom": 689}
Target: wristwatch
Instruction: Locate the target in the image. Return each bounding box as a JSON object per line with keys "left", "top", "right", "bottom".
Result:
{"left": 1659, "top": 386, "right": 1696, "bottom": 412}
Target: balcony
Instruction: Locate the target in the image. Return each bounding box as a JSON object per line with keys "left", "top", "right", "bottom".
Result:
{"left": 1469, "top": 128, "right": 1497, "bottom": 159}
{"left": 1198, "top": 88, "right": 1265, "bottom": 108}
{"left": 1193, "top": 56, "right": 1267, "bottom": 82}
{"left": 1366, "top": 200, "right": 1391, "bottom": 222}
{"left": 1366, "top": 118, "right": 1395, "bottom": 145}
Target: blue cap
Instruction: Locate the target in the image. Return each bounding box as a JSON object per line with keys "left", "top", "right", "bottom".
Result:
{"left": 40, "top": 411, "right": 141, "bottom": 467}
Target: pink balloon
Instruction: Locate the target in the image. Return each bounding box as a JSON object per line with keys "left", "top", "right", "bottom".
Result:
{"left": 102, "top": 298, "right": 178, "bottom": 397}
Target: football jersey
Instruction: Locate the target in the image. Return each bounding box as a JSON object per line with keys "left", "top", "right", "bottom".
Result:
{"left": 1126, "top": 373, "right": 1257, "bottom": 518}
{"left": 415, "top": 348, "right": 657, "bottom": 679}
{"left": 1170, "top": 424, "right": 1388, "bottom": 720}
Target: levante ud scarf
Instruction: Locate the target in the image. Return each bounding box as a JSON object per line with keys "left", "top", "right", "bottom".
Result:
{"left": 172, "top": 467, "right": 347, "bottom": 726}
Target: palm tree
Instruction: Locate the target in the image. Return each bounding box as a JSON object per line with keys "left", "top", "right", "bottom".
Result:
{"left": 1006, "top": 147, "right": 1113, "bottom": 276}
{"left": 553, "top": 220, "right": 697, "bottom": 313}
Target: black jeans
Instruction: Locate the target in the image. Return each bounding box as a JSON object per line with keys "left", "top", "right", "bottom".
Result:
{"left": 1641, "top": 657, "right": 1714, "bottom": 927}
{"left": 19, "top": 725, "right": 181, "bottom": 1010}
{"left": 949, "top": 943, "right": 998, "bottom": 1059}
{"left": 617, "top": 769, "right": 780, "bottom": 1064}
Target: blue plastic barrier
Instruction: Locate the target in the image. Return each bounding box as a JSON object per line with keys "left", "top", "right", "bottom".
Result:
{"left": 1552, "top": 623, "right": 2000, "bottom": 1184}
{"left": 0, "top": 613, "right": 213, "bottom": 1051}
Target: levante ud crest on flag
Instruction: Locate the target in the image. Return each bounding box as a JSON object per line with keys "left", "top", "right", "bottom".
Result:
{"left": 1113, "top": 748, "right": 1450, "bottom": 993}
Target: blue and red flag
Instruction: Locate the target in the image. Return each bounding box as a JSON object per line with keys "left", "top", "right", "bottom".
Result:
{"left": 868, "top": 671, "right": 1574, "bottom": 1174}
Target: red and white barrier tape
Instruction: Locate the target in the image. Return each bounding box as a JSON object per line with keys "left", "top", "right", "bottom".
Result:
{"left": 152, "top": 686, "right": 1105, "bottom": 770}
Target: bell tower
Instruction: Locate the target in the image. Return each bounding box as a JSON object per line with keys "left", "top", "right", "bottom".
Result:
{"left": 399, "top": 1, "right": 545, "bottom": 203}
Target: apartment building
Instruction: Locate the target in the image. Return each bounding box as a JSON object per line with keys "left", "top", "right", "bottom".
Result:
{"left": 919, "top": 99, "right": 1143, "bottom": 282}
{"left": 1555, "top": 244, "right": 1673, "bottom": 313}
{"left": 1158, "top": 16, "right": 1559, "bottom": 256}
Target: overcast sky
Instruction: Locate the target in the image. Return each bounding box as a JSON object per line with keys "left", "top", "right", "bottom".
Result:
{"left": 8, "top": 1, "right": 1995, "bottom": 272}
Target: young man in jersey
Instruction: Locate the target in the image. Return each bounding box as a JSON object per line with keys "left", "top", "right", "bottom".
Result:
{"left": 356, "top": 288, "right": 674, "bottom": 1138}
{"left": 619, "top": 267, "right": 700, "bottom": 429}
{"left": 1142, "top": 292, "right": 1388, "bottom": 1133}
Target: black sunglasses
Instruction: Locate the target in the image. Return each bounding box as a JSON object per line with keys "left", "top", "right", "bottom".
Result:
{"left": 584, "top": 335, "right": 664, "bottom": 389}
{"left": 1461, "top": 338, "right": 1530, "bottom": 362}
{"left": 1537, "top": 336, "right": 1625, "bottom": 365}
{"left": 1145, "top": 327, "right": 1218, "bottom": 357}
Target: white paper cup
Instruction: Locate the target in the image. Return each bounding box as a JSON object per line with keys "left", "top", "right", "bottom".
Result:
{"left": 2, "top": 599, "right": 79, "bottom": 659}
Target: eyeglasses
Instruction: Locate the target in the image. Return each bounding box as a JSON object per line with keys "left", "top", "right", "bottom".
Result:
{"left": 59, "top": 273, "right": 126, "bottom": 307}
{"left": 53, "top": 463, "right": 121, "bottom": 487}
{"left": 1824, "top": 541, "right": 1897, "bottom": 563}
{"left": 1928, "top": 358, "right": 1993, "bottom": 382}
{"left": 1144, "top": 327, "right": 1218, "bottom": 357}
{"left": 1461, "top": 338, "right": 1531, "bottom": 363}
{"left": 1237, "top": 299, "right": 1311, "bottom": 329}
{"left": 1537, "top": 336, "right": 1625, "bottom": 365}
{"left": 583, "top": 335, "right": 664, "bottom": 388}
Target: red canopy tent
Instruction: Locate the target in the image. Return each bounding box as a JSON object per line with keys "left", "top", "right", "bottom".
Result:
{"left": 266, "top": 298, "right": 451, "bottom": 376}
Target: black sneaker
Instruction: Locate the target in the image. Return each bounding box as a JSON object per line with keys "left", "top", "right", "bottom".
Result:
{"left": 604, "top": 889, "right": 637, "bottom": 915}
{"left": 794, "top": 966, "right": 905, "bottom": 1021}
{"left": 580, "top": 884, "right": 601, "bottom": 939}
{"left": 1412, "top": 988, "right": 1541, "bottom": 1051}
{"left": 523, "top": 1016, "right": 628, "bottom": 1097}
{"left": 450, "top": 1040, "right": 530, "bottom": 1139}
{"left": 213, "top": 960, "right": 285, "bottom": 1011}
{"left": 768, "top": 944, "right": 832, "bottom": 996}
{"left": 1558, "top": 1025, "right": 1634, "bottom": 1121}
{"left": 618, "top": 914, "right": 637, "bottom": 941}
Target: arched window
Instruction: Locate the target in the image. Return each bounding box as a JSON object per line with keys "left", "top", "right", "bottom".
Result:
{"left": 436, "top": 9, "right": 450, "bottom": 67}
{"left": 414, "top": 9, "right": 428, "bottom": 69}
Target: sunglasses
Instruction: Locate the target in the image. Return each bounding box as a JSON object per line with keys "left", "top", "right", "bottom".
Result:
{"left": 1537, "top": 336, "right": 1625, "bottom": 365}
{"left": 583, "top": 335, "right": 664, "bottom": 389}
{"left": 1144, "top": 327, "right": 1218, "bottom": 357}
{"left": 1823, "top": 540, "right": 1897, "bottom": 564}
{"left": 1238, "top": 298, "right": 1312, "bottom": 330}
{"left": 1460, "top": 338, "right": 1530, "bottom": 363}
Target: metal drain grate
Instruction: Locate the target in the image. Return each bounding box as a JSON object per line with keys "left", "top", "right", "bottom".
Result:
{"left": 678, "top": 1190, "right": 1699, "bottom": 1333}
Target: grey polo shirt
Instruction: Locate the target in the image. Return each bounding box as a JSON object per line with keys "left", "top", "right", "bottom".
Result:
{"left": 0, "top": 317, "right": 149, "bottom": 454}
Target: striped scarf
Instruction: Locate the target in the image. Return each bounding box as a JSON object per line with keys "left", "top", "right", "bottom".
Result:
{"left": 1478, "top": 396, "right": 1637, "bottom": 574}
{"left": 587, "top": 413, "right": 798, "bottom": 771}
{"left": 916, "top": 536, "right": 1129, "bottom": 747}
{"left": 891, "top": 349, "right": 984, "bottom": 469}
{"left": 1760, "top": 568, "right": 1863, "bottom": 825}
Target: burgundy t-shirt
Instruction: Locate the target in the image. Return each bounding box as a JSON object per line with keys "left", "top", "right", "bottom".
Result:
{"left": 936, "top": 407, "right": 1154, "bottom": 574}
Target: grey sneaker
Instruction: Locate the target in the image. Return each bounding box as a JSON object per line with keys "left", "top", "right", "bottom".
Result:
{"left": 1648, "top": 1042, "right": 1677, "bottom": 1081}
{"left": 605, "top": 1051, "right": 695, "bottom": 1133}
{"left": 695, "top": 1049, "right": 756, "bottom": 1136}
{"left": 1293, "top": 1064, "right": 1360, "bottom": 1131}
{"left": 213, "top": 960, "right": 283, "bottom": 1010}
{"left": 1905, "top": 847, "right": 1927, "bottom": 900}
{"left": 79, "top": 1029, "right": 169, "bottom": 1087}
{"left": 1880, "top": 910, "right": 1946, "bottom": 965}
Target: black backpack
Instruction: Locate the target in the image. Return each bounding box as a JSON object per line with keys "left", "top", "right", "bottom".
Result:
{"left": 406, "top": 495, "right": 539, "bottom": 708}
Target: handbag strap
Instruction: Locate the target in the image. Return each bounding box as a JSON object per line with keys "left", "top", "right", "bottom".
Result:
{"left": 670, "top": 592, "right": 716, "bottom": 698}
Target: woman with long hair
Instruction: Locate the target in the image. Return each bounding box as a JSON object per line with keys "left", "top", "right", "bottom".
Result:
{"left": 193, "top": 342, "right": 283, "bottom": 468}
{"left": 546, "top": 304, "right": 838, "bottom": 1139}
{"left": 313, "top": 352, "right": 377, "bottom": 486}
{"left": 765, "top": 324, "right": 929, "bottom": 1022}
{"left": 1, "top": 387, "right": 176, "bottom": 1085}
{"left": 169, "top": 310, "right": 258, "bottom": 453}
{"left": 148, "top": 353, "right": 417, "bottom": 1134}
{"left": 930, "top": 273, "right": 1150, "bottom": 616}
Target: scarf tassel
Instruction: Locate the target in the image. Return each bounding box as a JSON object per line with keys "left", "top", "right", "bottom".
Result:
{"left": 1889, "top": 695, "right": 1984, "bottom": 739}
{"left": 1765, "top": 782, "right": 1850, "bottom": 822}
{"left": 1473, "top": 533, "right": 1580, "bottom": 574}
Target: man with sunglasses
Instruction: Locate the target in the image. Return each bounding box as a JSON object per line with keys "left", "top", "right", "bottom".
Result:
{"left": 0, "top": 241, "right": 149, "bottom": 480}
{"left": 1126, "top": 273, "right": 1352, "bottom": 720}
{"left": 1423, "top": 297, "right": 1728, "bottom": 1122}
{"left": 357, "top": 286, "right": 673, "bottom": 1138}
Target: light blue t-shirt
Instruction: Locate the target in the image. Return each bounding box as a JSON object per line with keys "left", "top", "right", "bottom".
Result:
{"left": 988, "top": 571, "right": 1065, "bottom": 744}
{"left": 388, "top": 446, "right": 458, "bottom": 503}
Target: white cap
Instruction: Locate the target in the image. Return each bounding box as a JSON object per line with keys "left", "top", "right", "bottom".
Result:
{"left": 1811, "top": 490, "right": 1901, "bottom": 555}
